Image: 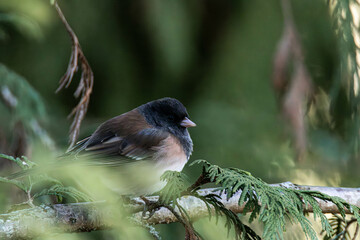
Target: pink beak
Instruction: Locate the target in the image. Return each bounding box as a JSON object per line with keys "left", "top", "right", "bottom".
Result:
{"left": 180, "top": 117, "right": 196, "bottom": 128}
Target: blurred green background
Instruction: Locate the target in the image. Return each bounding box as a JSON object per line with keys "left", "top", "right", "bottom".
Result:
{"left": 0, "top": 0, "right": 359, "bottom": 239}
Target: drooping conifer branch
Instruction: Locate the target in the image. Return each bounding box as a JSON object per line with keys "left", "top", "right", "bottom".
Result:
{"left": 53, "top": 0, "right": 94, "bottom": 149}
{"left": 0, "top": 183, "right": 359, "bottom": 239}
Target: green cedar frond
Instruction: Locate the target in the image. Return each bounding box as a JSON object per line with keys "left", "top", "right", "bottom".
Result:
{"left": 160, "top": 170, "right": 189, "bottom": 205}
{"left": 0, "top": 64, "right": 46, "bottom": 122}
{"left": 322, "top": 214, "right": 358, "bottom": 240}
{"left": 0, "top": 64, "right": 54, "bottom": 149}
{"left": 0, "top": 154, "right": 35, "bottom": 170}
{"left": 196, "top": 193, "right": 261, "bottom": 240}
{"left": 0, "top": 153, "right": 92, "bottom": 204}
{"left": 192, "top": 159, "right": 360, "bottom": 240}
{"left": 163, "top": 165, "right": 262, "bottom": 239}
{"left": 0, "top": 154, "right": 36, "bottom": 191}
{"left": 327, "top": 0, "right": 360, "bottom": 154}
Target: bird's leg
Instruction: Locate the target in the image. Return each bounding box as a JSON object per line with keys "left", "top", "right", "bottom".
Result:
{"left": 140, "top": 196, "right": 152, "bottom": 205}
{"left": 140, "top": 196, "right": 163, "bottom": 219}
{"left": 120, "top": 195, "right": 144, "bottom": 205}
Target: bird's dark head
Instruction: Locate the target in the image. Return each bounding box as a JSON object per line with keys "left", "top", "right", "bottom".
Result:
{"left": 138, "top": 97, "right": 196, "bottom": 131}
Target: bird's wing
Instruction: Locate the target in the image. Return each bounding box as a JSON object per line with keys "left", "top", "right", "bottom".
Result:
{"left": 66, "top": 109, "right": 170, "bottom": 166}
{"left": 79, "top": 128, "right": 169, "bottom": 166}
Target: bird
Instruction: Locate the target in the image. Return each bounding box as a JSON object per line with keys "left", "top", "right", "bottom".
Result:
{"left": 9, "top": 97, "right": 196, "bottom": 196}
{"left": 69, "top": 97, "right": 196, "bottom": 195}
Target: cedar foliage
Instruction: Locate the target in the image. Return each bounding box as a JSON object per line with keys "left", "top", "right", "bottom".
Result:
{"left": 158, "top": 160, "right": 360, "bottom": 240}
{"left": 0, "top": 153, "right": 92, "bottom": 206}
{"left": 2, "top": 154, "right": 360, "bottom": 239}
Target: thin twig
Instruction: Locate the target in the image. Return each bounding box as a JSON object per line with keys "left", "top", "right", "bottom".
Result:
{"left": 186, "top": 167, "right": 211, "bottom": 193}
{"left": 352, "top": 222, "right": 359, "bottom": 240}
{"left": 165, "top": 204, "right": 200, "bottom": 240}
{"left": 53, "top": 0, "right": 94, "bottom": 149}
{"left": 344, "top": 218, "right": 358, "bottom": 240}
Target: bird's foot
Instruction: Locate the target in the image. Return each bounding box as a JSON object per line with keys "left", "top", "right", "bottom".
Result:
{"left": 119, "top": 195, "right": 144, "bottom": 205}
{"left": 140, "top": 196, "right": 163, "bottom": 219}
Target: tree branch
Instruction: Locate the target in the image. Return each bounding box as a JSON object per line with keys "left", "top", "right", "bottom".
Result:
{"left": 53, "top": 0, "right": 94, "bottom": 149}
{"left": 0, "top": 182, "right": 359, "bottom": 239}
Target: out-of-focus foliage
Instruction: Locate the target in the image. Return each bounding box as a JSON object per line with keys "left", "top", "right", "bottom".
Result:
{"left": 0, "top": 64, "right": 54, "bottom": 159}
{"left": 0, "top": 153, "right": 91, "bottom": 205}
{"left": 0, "top": 0, "right": 336, "bottom": 180}
{"left": 309, "top": 0, "right": 360, "bottom": 176}
{"left": 0, "top": 64, "right": 46, "bottom": 125}
{"left": 2, "top": 154, "right": 360, "bottom": 239}
{"left": 0, "top": 13, "right": 43, "bottom": 41}
{"left": 321, "top": 214, "right": 359, "bottom": 240}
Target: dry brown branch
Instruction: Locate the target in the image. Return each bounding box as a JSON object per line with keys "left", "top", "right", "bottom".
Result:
{"left": 1, "top": 183, "right": 360, "bottom": 239}
{"left": 272, "top": 0, "right": 312, "bottom": 162}
{"left": 54, "top": 1, "right": 94, "bottom": 149}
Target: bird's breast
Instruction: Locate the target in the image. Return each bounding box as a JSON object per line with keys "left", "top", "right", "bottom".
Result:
{"left": 153, "top": 135, "right": 188, "bottom": 174}
{"left": 100, "top": 135, "right": 188, "bottom": 196}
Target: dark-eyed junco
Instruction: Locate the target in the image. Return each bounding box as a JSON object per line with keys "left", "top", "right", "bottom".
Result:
{"left": 58, "top": 97, "right": 195, "bottom": 195}
{"left": 8, "top": 98, "right": 195, "bottom": 195}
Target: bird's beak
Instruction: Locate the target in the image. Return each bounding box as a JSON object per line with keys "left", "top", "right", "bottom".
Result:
{"left": 180, "top": 117, "right": 196, "bottom": 128}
